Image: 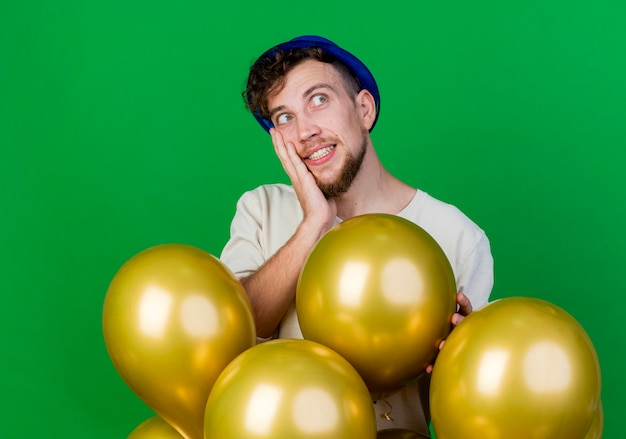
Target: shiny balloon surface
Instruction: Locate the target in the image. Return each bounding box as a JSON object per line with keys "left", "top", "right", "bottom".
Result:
{"left": 430, "top": 297, "right": 601, "bottom": 439}
{"left": 203, "top": 339, "right": 377, "bottom": 439}
{"left": 583, "top": 400, "right": 604, "bottom": 439}
{"left": 128, "top": 416, "right": 184, "bottom": 439}
{"left": 377, "top": 428, "right": 429, "bottom": 438}
{"left": 297, "top": 214, "right": 457, "bottom": 396}
{"left": 103, "top": 244, "right": 256, "bottom": 439}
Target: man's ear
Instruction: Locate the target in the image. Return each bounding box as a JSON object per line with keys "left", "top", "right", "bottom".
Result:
{"left": 356, "top": 89, "right": 377, "bottom": 131}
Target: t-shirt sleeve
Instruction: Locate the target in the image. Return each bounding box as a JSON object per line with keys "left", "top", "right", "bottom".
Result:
{"left": 219, "top": 184, "right": 301, "bottom": 279}
{"left": 456, "top": 232, "right": 494, "bottom": 310}
{"left": 219, "top": 189, "right": 267, "bottom": 279}
{"left": 408, "top": 192, "right": 494, "bottom": 310}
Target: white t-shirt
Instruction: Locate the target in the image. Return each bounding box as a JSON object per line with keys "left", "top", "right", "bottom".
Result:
{"left": 221, "top": 183, "right": 494, "bottom": 435}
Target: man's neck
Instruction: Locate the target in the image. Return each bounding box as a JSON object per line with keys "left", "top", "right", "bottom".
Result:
{"left": 334, "top": 163, "right": 416, "bottom": 220}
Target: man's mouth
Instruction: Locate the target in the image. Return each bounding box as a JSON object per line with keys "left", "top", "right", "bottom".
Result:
{"left": 307, "top": 145, "right": 335, "bottom": 161}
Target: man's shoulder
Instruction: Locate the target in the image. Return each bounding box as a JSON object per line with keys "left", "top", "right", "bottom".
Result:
{"left": 237, "top": 183, "right": 299, "bottom": 212}
{"left": 407, "top": 190, "right": 465, "bottom": 219}
{"left": 240, "top": 183, "right": 296, "bottom": 202}
{"left": 250, "top": 183, "right": 295, "bottom": 195}
{"left": 233, "top": 184, "right": 303, "bottom": 237}
{"left": 408, "top": 191, "right": 486, "bottom": 236}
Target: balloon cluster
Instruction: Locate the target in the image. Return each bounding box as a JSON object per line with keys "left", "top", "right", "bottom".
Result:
{"left": 103, "top": 243, "right": 378, "bottom": 439}
{"left": 103, "top": 214, "right": 602, "bottom": 439}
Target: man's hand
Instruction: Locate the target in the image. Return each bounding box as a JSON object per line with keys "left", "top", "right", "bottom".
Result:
{"left": 451, "top": 290, "right": 473, "bottom": 326}
{"left": 241, "top": 129, "right": 338, "bottom": 338}
{"left": 425, "top": 291, "right": 473, "bottom": 374}
{"left": 271, "top": 129, "right": 337, "bottom": 230}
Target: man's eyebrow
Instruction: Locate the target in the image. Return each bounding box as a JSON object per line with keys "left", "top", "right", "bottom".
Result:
{"left": 268, "top": 105, "right": 286, "bottom": 120}
{"left": 303, "top": 83, "right": 336, "bottom": 98}
{"left": 268, "top": 83, "right": 337, "bottom": 120}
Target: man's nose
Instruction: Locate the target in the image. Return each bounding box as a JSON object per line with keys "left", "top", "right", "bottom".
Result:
{"left": 297, "top": 114, "right": 321, "bottom": 142}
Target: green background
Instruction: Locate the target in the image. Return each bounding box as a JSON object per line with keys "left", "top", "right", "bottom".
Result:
{"left": 2, "top": 0, "right": 624, "bottom": 437}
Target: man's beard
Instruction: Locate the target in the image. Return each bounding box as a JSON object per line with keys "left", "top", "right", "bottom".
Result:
{"left": 315, "top": 131, "right": 367, "bottom": 199}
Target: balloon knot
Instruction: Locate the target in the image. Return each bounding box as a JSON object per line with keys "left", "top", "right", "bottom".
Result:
{"left": 379, "top": 399, "right": 394, "bottom": 422}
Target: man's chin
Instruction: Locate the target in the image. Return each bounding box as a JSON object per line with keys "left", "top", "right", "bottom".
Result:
{"left": 318, "top": 182, "right": 350, "bottom": 199}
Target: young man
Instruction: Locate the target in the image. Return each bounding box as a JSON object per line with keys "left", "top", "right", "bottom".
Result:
{"left": 221, "top": 35, "right": 494, "bottom": 435}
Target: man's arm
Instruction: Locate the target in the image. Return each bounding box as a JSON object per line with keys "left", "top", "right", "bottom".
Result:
{"left": 240, "top": 220, "right": 325, "bottom": 338}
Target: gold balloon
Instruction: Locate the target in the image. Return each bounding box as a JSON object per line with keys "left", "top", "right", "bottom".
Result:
{"left": 377, "top": 428, "right": 429, "bottom": 438}
{"left": 430, "top": 297, "right": 601, "bottom": 439}
{"left": 128, "top": 416, "right": 184, "bottom": 438}
{"left": 203, "top": 339, "right": 377, "bottom": 439}
{"left": 297, "top": 214, "right": 457, "bottom": 396}
{"left": 583, "top": 400, "right": 604, "bottom": 439}
{"left": 103, "top": 244, "right": 256, "bottom": 439}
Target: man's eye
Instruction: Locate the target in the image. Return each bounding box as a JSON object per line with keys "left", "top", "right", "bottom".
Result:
{"left": 311, "top": 94, "right": 327, "bottom": 107}
{"left": 276, "top": 113, "right": 292, "bottom": 125}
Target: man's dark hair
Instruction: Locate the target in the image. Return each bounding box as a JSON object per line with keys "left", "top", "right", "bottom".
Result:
{"left": 243, "top": 47, "right": 361, "bottom": 120}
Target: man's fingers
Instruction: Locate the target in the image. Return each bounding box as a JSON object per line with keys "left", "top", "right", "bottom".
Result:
{"left": 271, "top": 129, "right": 309, "bottom": 183}
{"left": 428, "top": 295, "right": 472, "bottom": 372}
{"left": 451, "top": 312, "right": 465, "bottom": 326}
{"left": 426, "top": 340, "right": 447, "bottom": 374}
{"left": 457, "top": 291, "right": 473, "bottom": 316}
{"left": 271, "top": 129, "right": 296, "bottom": 176}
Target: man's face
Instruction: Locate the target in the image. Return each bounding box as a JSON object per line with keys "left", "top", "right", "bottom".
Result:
{"left": 267, "top": 59, "right": 372, "bottom": 198}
